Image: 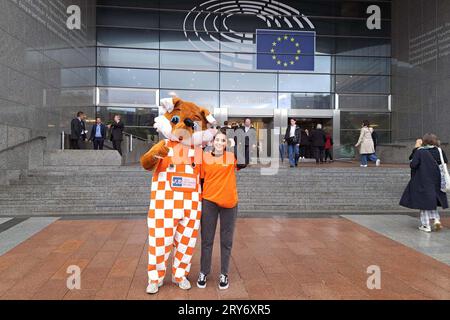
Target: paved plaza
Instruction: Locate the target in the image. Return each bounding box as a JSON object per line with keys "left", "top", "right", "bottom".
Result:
{"left": 0, "top": 215, "right": 449, "bottom": 300}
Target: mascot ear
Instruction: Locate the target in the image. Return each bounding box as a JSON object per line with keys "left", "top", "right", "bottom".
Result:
{"left": 200, "top": 107, "right": 216, "bottom": 125}
{"left": 160, "top": 97, "right": 175, "bottom": 113}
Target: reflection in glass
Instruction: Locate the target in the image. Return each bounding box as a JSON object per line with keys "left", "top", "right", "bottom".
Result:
{"left": 96, "top": 106, "right": 159, "bottom": 140}
{"left": 160, "top": 50, "right": 219, "bottom": 70}
{"left": 160, "top": 90, "right": 219, "bottom": 110}
{"left": 335, "top": 57, "right": 390, "bottom": 75}
{"left": 99, "top": 88, "right": 159, "bottom": 107}
{"left": 336, "top": 75, "right": 390, "bottom": 94}
{"left": 220, "top": 72, "right": 276, "bottom": 91}
{"left": 220, "top": 92, "right": 277, "bottom": 109}
{"left": 339, "top": 94, "right": 389, "bottom": 111}
{"left": 97, "top": 47, "right": 159, "bottom": 68}
{"left": 279, "top": 74, "right": 331, "bottom": 92}
{"left": 97, "top": 27, "right": 159, "bottom": 49}
{"left": 97, "top": 7, "right": 159, "bottom": 29}
{"left": 97, "top": 67, "right": 159, "bottom": 88}
{"left": 160, "top": 30, "right": 220, "bottom": 51}
{"left": 160, "top": 70, "right": 219, "bottom": 90}
{"left": 278, "top": 93, "right": 331, "bottom": 109}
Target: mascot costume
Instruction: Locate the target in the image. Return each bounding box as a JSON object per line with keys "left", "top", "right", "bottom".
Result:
{"left": 141, "top": 97, "right": 216, "bottom": 294}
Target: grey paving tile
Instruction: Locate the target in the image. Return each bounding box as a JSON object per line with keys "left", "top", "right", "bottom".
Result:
{"left": 341, "top": 214, "right": 450, "bottom": 266}
{"left": 0, "top": 217, "right": 59, "bottom": 256}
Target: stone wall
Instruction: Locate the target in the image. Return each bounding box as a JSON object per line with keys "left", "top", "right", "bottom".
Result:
{"left": 391, "top": 0, "right": 450, "bottom": 143}
{"left": 0, "top": 0, "right": 96, "bottom": 151}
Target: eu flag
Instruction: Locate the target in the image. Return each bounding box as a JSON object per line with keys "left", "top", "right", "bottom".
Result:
{"left": 256, "top": 29, "right": 315, "bottom": 71}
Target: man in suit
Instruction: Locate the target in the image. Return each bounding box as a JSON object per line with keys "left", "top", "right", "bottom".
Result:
{"left": 235, "top": 118, "right": 257, "bottom": 165}
{"left": 70, "top": 111, "right": 87, "bottom": 149}
{"left": 89, "top": 117, "right": 107, "bottom": 150}
{"left": 310, "top": 123, "right": 327, "bottom": 164}
{"left": 108, "top": 114, "right": 125, "bottom": 156}
{"left": 284, "top": 118, "right": 301, "bottom": 167}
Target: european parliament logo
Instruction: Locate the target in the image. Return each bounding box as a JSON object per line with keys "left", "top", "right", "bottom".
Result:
{"left": 256, "top": 30, "right": 315, "bottom": 71}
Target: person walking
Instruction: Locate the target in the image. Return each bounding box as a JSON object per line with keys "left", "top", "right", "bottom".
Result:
{"left": 324, "top": 132, "right": 334, "bottom": 163}
{"left": 310, "top": 124, "right": 326, "bottom": 164}
{"left": 299, "top": 128, "right": 310, "bottom": 160}
{"left": 400, "top": 133, "right": 447, "bottom": 232}
{"left": 70, "top": 111, "right": 87, "bottom": 149}
{"left": 355, "top": 120, "right": 381, "bottom": 167}
{"left": 108, "top": 114, "right": 125, "bottom": 156}
{"left": 197, "top": 129, "right": 245, "bottom": 290}
{"left": 89, "top": 117, "right": 107, "bottom": 150}
{"left": 284, "top": 118, "right": 301, "bottom": 167}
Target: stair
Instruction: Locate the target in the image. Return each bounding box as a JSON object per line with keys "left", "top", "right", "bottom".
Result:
{"left": 0, "top": 164, "right": 417, "bottom": 216}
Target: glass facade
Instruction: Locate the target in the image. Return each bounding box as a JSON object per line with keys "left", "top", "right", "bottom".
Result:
{"left": 95, "top": 0, "right": 392, "bottom": 148}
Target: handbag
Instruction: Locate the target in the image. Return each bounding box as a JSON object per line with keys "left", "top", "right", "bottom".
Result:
{"left": 437, "top": 147, "right": 450, "bottom": 193}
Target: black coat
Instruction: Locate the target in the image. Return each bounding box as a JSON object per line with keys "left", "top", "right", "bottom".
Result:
{"left": 70, "top": 118, "right": 86, "bottom": 140}
{"left": 284, "top": 126, "right": 301, "bottom": 145}
{"left": 300, "top": 130, "right": 310, "bottom": 146}
{"left": 310, "top": 129, "right": 326, "bottom": 147}
{"left": 110, "top": 121, "right": 125, "bottom": 141}
{"left": 399, "top": 148, "right": 449, "bottom": 210}
{"left": 90, "top": 123, "right": 107, "bottom": 140}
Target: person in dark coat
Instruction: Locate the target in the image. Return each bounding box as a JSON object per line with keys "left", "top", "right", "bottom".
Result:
{"left": 299, "top": 129, "right": 310, "bottom": 159}
{"left": 400, "top": 133, "right": 448, "bottom": 232}
{"left": 70, "top": 111, "right": 87, "bottom": 149}
{"left": 310, "top": 124, "right": 326, "bottom": 164}
{"left": 108, "top": 114, "right": 125, "bottom": 156}
{"left": 235, "top": 118, "right": 256, "bottom": 166}
{"left": 89, "top": 117, "right": 107, "bottom": 150}
{"left": 284, "top": 118, "right": 301, "bottom": 167}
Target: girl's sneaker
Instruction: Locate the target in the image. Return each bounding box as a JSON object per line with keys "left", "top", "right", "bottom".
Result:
{"left": 418, "top": 225, "right": 432, "bottom": 233}
{"left": 433, "top": 220, "right": 442, "bottom": 231}
{"left": 360, "top": 164, "right": 368, "bottom": 167}
{"left": 197, "top": 273, "right": 207, "bottom": 289}
{"left": 376, "top": 159, "right": 381, "bottom": 166}
{"left": 219, "top": 274, "right": 229, "bottom": 290}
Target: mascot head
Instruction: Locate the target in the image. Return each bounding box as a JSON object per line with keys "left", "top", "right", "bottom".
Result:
{"left": 154, "top": 97, "right": 217, "bottom": 146}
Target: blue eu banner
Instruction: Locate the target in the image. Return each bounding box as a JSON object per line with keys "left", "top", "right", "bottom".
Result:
{"left": 256, "top": 29, "right": 315, "bottom": 71}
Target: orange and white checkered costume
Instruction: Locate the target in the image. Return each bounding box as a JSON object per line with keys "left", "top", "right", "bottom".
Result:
{"left": 147, "top": 140, "right": 203, "bottom": 284}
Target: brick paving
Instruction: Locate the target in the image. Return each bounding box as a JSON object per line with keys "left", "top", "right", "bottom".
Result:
{"left": 0, "top": 217, "right": 449, "bottom": 300}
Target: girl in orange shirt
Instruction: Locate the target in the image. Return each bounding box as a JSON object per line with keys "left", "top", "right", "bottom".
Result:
{"left": 197, "top": 128, "right": 244, "bottom": 290}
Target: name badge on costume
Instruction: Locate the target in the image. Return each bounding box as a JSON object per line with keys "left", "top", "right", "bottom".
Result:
{"left": 168, "top": 173, "right": 198, "bottom": 192}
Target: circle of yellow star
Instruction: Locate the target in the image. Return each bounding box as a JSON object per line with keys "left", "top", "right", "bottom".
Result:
{"left": 270, "top": 35, "right": 302, "bottom": 68}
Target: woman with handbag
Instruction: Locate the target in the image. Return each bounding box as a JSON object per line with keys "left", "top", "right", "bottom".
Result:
{"left": 400, "top": 133, "right": 448, "bottom": 232}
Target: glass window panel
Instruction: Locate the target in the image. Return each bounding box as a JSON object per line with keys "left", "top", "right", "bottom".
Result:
{"left": 220, "top": 72, "right": 277, "bottom": 91}
{"left": 220, "top": 91, "right": 277, "bottom": 109}
{"left": 160, "top": 89, "right": 219, "bottom": 110}
{"left": 97, "top": 67, "right": 159, "bottom": 88}
{"left": 339, "top": 94, "right": 389, "bottom": 111}
{"left": 97, "top": 27, "right": 159, "bottom": 49}
{"left": 160, "top": 70, "right": 219, "bottom": 90}
{"left": 160, "top": 10, "right": 222, "bottom": 31}
{"left": 97, "top": 7, "right": 159, "bottom": 28}
{"left": 160, "top": 50, "right": 219, "bottom": 70}
{"left": 160, "top": 30, "right": 220, "bottom": 51}
{"left": 335, "top": 38, "right": 391, "bottom": 56}
{"left": 278, "top": 93, "right": 332, "bottom": 109}
{"left": 279, "top": 74, "right": 331, "bottom": 92}
{"left": 335, "top": 57, "right": 390, "bottom": 75}
{"left": 219, "top": 53, "right": 331, "bottom": 73}
{"left": 97, "top": 0, "right": 160, "bottom": 8}
{"left": 97, "top": 48, "right": 159, "bottom": 68}
{"left": 96, "top": 106, "right": 159, "bottom": 139}
{"left": 341, "top": 112, "right": 391, "bottom": 130}
{"left": 336, "top": 75, "right": 390, "bottom": 94}
{"left": 99, "top": 88, "right": 159, "bottom": 107}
